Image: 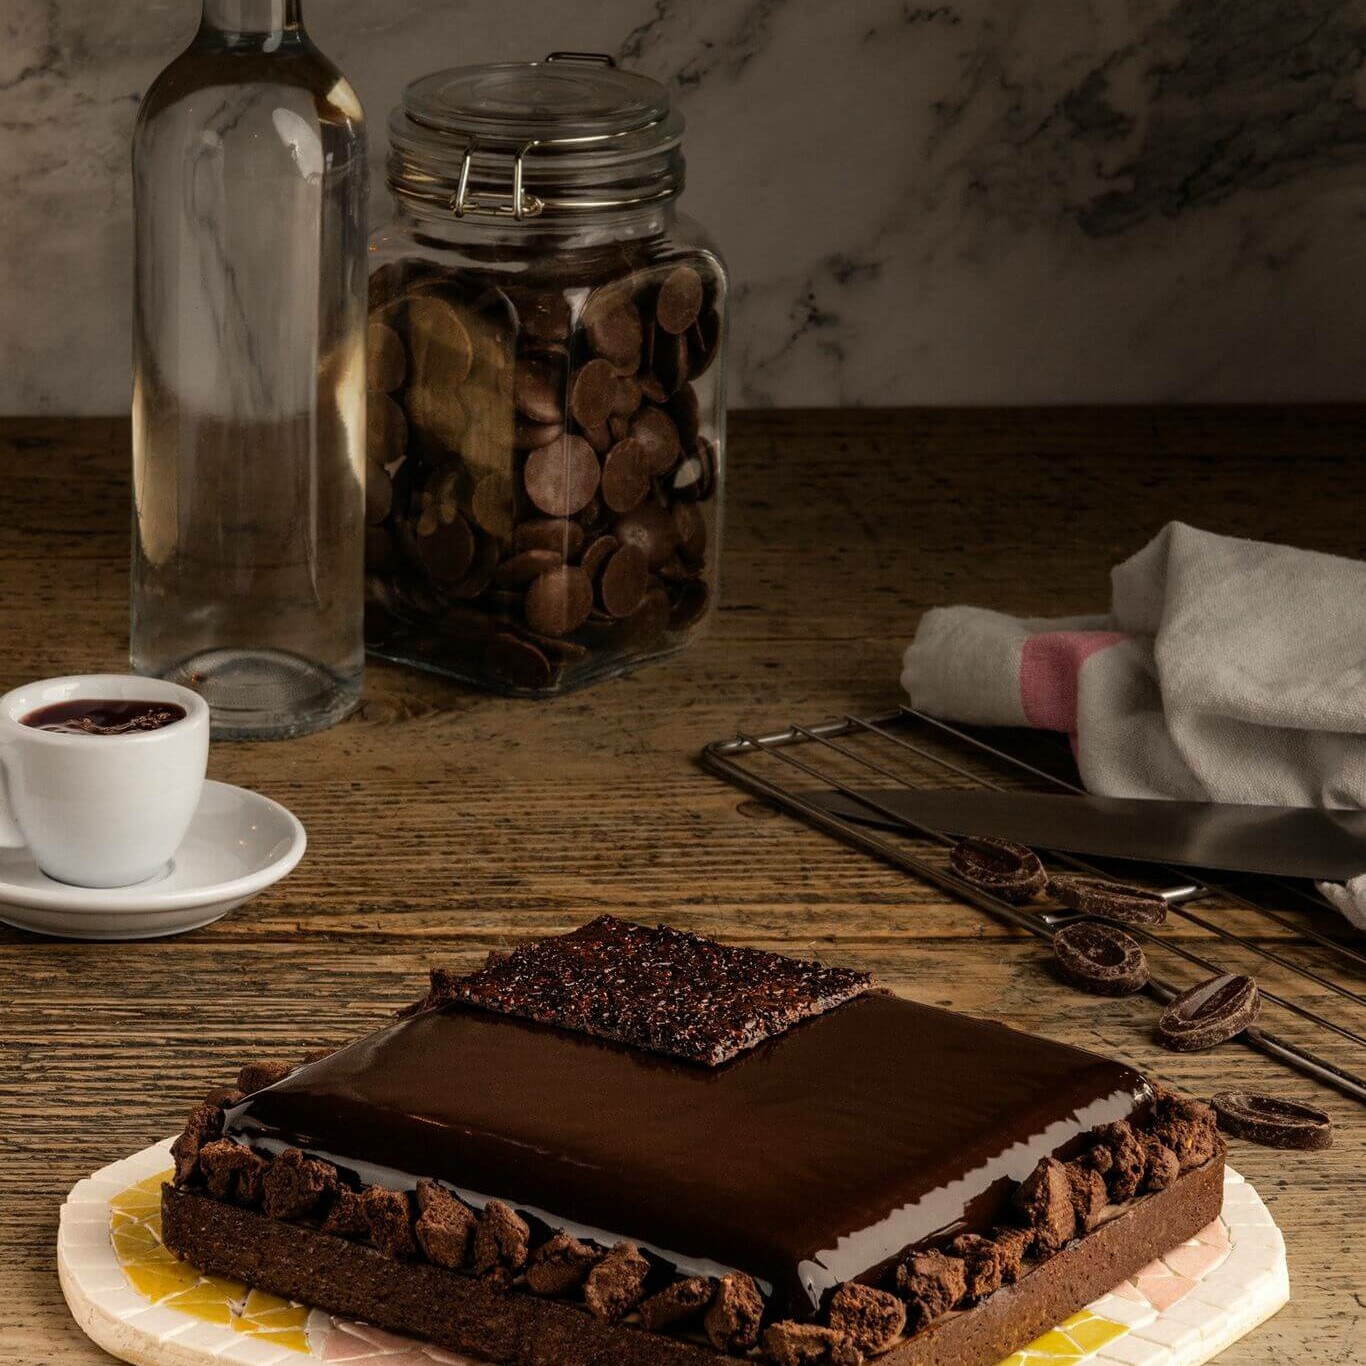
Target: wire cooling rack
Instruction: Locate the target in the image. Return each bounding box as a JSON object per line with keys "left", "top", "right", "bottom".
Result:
{"left": 702, "top": 707, "right": 1366, "bottom": 1105}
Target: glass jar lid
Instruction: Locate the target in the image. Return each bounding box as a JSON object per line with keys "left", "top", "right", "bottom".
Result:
{"left": 387, "top": 54, "right": 685, "bottom": 220}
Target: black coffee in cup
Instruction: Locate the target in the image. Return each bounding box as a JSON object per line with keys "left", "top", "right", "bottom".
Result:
{"left": 22, "top": 699, "right": 187, "bottom": 736}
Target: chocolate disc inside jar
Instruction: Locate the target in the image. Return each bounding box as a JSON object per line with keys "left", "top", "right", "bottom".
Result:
{"left": 598, "top": 544, "right": 649, "bottom": 618}
{"left": 509, "top": 289, "right": 571, "bottom": 343}
{"left": 654, "top": 330, "right": 690, "bottom": 397}
{"left": 486, "top": 632, "right": 554, "bottom": 690}
{"left": 656, "top": 265, "right": 704, "bottom": 335}
{"left": 614, "top": 502, "right": 679, "bottom": 570}
{"left": 494, "top": 548, "right": 563, "bottom": 586}
{"left": 405, "top": 387, "right": 468, "bottom": 462}
{"left": 672, "top": 500, "right": 707, "bottom": 563}
{"left": 630, "top": 407, "right": 683, "bottom": 475}
{"left": 405, "top": 295, "right": 473, "bottom": 389}
{"left": 582, "top": 421, "right": 613, "bottom": 454}
{"left": 367, "top": 393, "right": 408, "bottom": 467}
{"left": 514, "top": 357, "right": 566, "bottom": 424}
{"left": 669, "top": 578, "right": 709, "bottom": 630}
{"left": 515, "top": 518, "right": 584, "bottom": 558}
{"left": 600, "top": 439, "right": 651, "bottom": 514}
{"left": 365, "top": 462, "right": 393, "bottom": 526}
{"left": 570, "top": 358, "right": 619, "bottom": 429}
{"left": 412, "top": 512, "right": 475, "bottom": 587}
{"left": 579, "top": 534, "right": 619, "bottom": 583}
{"left": 515, "top": 418, "right": 565, "bottom": 451}
{"left": 1210, "top": 1091, "right": 1332, "bottom": 1150}
{"left": 611, "top": 376, "right": 643, "bottom": 417}
{"left": 524, "top": 564, "right": 594, "bottom": 638}
{"left": 524, "top": 436, "right": 601, "bottom": 517}
{"left": 367, "top": 322, "right": 407, "bottom": 393}
{"left": 1052, "top": 922, "right": 1149, "bottom": 996}
{"left": 1157, "top": 973, "right": 1260, "bottom": 1052}
{"left": 469, "top": 473, "right": 516, "bottom": 540}
{"left": 584, "top": 298, "right": 643, "bottom": 372}
{"left": 1050, "top": 876, "right": 1168, "bottom": 927}
{"left": 667, "top": 383, "right": 700, "bottom": 450}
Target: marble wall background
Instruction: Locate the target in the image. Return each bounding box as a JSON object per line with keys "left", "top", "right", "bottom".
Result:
{"left": 3, "top": 0, "right": 1365, "bottom": 412}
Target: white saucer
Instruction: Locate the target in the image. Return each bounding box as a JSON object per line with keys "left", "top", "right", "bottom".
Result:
{"left": 0, "top": 780, "right": 306, "bottom": 940}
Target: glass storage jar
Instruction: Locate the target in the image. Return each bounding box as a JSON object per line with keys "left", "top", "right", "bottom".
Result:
{"left": 364, "top": 54, "right": 726, "bottom": 696}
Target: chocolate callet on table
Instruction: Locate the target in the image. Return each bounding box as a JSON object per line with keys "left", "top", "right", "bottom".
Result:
{"left": 1052, "top": 921, "right": 1149, "bottom": 996}
{"left": 1210, "top": 1090, "right": 1333, "bottom": 1150}
{"left": 1157, "top": 973, "right": 1260, "bottom": 1052}
{"left": 445, "top": 914, "right": 873, "bottom": 1064}
{"left": 949, "top": 836, "right": 1047, "bottom": 903}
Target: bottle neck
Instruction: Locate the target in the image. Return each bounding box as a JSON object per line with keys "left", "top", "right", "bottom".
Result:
{"left": 200, "top": 0, "right": 302, "bottom": 35}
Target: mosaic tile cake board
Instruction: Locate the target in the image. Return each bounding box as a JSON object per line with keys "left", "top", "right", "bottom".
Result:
{"left": 59, "top": 1139, "right": 1289, "bottom": 1366}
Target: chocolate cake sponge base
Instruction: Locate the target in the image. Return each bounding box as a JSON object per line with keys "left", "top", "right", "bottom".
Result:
{"left": 161, "top": 1156, "right": 1223, "bottom": 1366}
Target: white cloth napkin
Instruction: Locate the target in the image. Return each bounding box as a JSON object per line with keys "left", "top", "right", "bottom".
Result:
{"left": 901, "top": 522, "right": 1366, "bottom": 929}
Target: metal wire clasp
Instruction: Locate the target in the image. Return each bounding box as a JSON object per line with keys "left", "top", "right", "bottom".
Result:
{"left": 446, "top": 52, "right": 664, "bottom": 221}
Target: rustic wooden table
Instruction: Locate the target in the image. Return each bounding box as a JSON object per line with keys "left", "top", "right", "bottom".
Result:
{"left": 1, "top": 411, "right": 1362, "bottom": 1364}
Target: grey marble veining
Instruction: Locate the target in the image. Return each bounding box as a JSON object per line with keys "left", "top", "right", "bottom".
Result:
{"left": 3, "top": 0, "right": 1365, "bottom": 412}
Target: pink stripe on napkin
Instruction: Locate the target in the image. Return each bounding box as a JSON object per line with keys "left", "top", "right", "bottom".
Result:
{"left": 1019, "top": 631, "right": 1127, "bottom": 732}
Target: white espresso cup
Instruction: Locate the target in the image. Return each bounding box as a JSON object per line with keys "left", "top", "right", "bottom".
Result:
{"left": 0, "top": 675, "right": 209, "bottom": 887}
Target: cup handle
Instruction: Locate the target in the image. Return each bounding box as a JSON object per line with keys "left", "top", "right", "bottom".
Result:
{"left": 0, "top": 744, "right": 26, "bottom": 848}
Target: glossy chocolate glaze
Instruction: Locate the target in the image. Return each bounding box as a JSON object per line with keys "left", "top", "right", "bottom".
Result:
{"left": 225, "top": 993, "right": 1147, "bottom": 1318}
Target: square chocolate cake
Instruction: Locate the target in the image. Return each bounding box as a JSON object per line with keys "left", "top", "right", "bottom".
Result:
{"left": 163, "top": 917, "right": 1224, "bottom": 1365}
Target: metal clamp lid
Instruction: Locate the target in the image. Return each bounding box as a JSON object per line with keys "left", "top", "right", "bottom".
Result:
{"left": 388, "top": 53, "right": 684, "bottom": 221}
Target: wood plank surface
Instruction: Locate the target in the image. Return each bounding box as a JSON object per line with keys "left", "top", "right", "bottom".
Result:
{"left": 0, "top": 411, "right": 1362, "bottom": 1365}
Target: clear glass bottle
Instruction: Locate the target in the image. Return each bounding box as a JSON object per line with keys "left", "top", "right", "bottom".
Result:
{"left": 364, "top": 56, "right": 727, "bottom": 696}
{"left": 131, "top": 0, "right": 367, "bottom": 739}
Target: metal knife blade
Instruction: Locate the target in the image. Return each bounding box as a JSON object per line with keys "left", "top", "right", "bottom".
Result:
{"left": 805, "top": 788, "right": 1366, "bottom": 881}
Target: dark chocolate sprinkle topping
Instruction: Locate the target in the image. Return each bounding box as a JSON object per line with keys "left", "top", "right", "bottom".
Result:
{"left": 445, "top": 915, "right": 872, "bottom": 1065}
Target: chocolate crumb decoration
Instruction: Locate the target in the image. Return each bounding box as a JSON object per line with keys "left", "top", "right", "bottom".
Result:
{"left": 1149, "top": 1088, "right": 1221, "bottom": 1170}
{"left": 948, "top": 1233, "right": 1006, "bottom": 1301}
{"left": 1049, "top": 876, "right": 1169, "bottom": 927}
{"left": 763, "top": 1322, "right": 862, "bottom": 1366}
{"left": 196, "top": 1139, "right": 268, "bottom": 1207}
{"left": 236, "top": 1059, "right": 293, "bottom": 1094}
{"left": 261, "top": 1146, "right": 336, "bottom": 1221}
{"left": 171, "top": 1102, "right": 224, "bottom": 1186}
{"left": 448, "top": 915, "right": 872, "bottom": 1065}
{"left": 1052, "top": 922, "right": 1149, "bottom": 996}
{"left": 360, "top": 1186, "right": 418, "bottom": 1260}
{"left": 704, "top": 1271, "right": 764, "bottom": 1353}
{"left": 473, "top": 1199, "right": 531, "bottom": 1285}
{"left": 321, "top": 1186, "right": 369, "bottom": 1238}
{"left": 302, "top": 1047, "right": 336, "bottom": 1065}
{"left": 525, "top": 1232, "right": 601, "bottom": 1296}
{"left": 949, "top": 837, "right": 1048, "bottom": 903}
{"left": 583, "top": 1241, "right": 651, "bottom": 1321}
{"left": 1060, "top": 1160, "right": 1108, "bottom": 1231}
{"left": 990, "top": 1227, "right": 1033, "bottom": 1285}
{"left": 203, "top": 1085, "right": 246, "bottom": 1109}
{"left": 827, "top": 1282, "right": 906, "bottom": 1353}
{"left": 638, "top": 1276, "right": 714, "bottom": 1332}
{"left": 1012, "top": 1157, "right": 1076, "bottom": 1256}
{"left": 414, "top": 1180, "right": 477, "bottom": 1270}
{"left": 1157, "top": 972, "right": 1260, "bottom": 1053}
{"left": 1134, "top": 1132, "right": 1180, "bottom": 1191}
{"left": 895, "top": 1248, "right": 967, "bottom": 1329}
{"left": 1088, "top": 1120, "right": 1147, "bottom": 1201}
{"left": 1211, "top": 1090, "right": 1333, "bottom": 1151}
